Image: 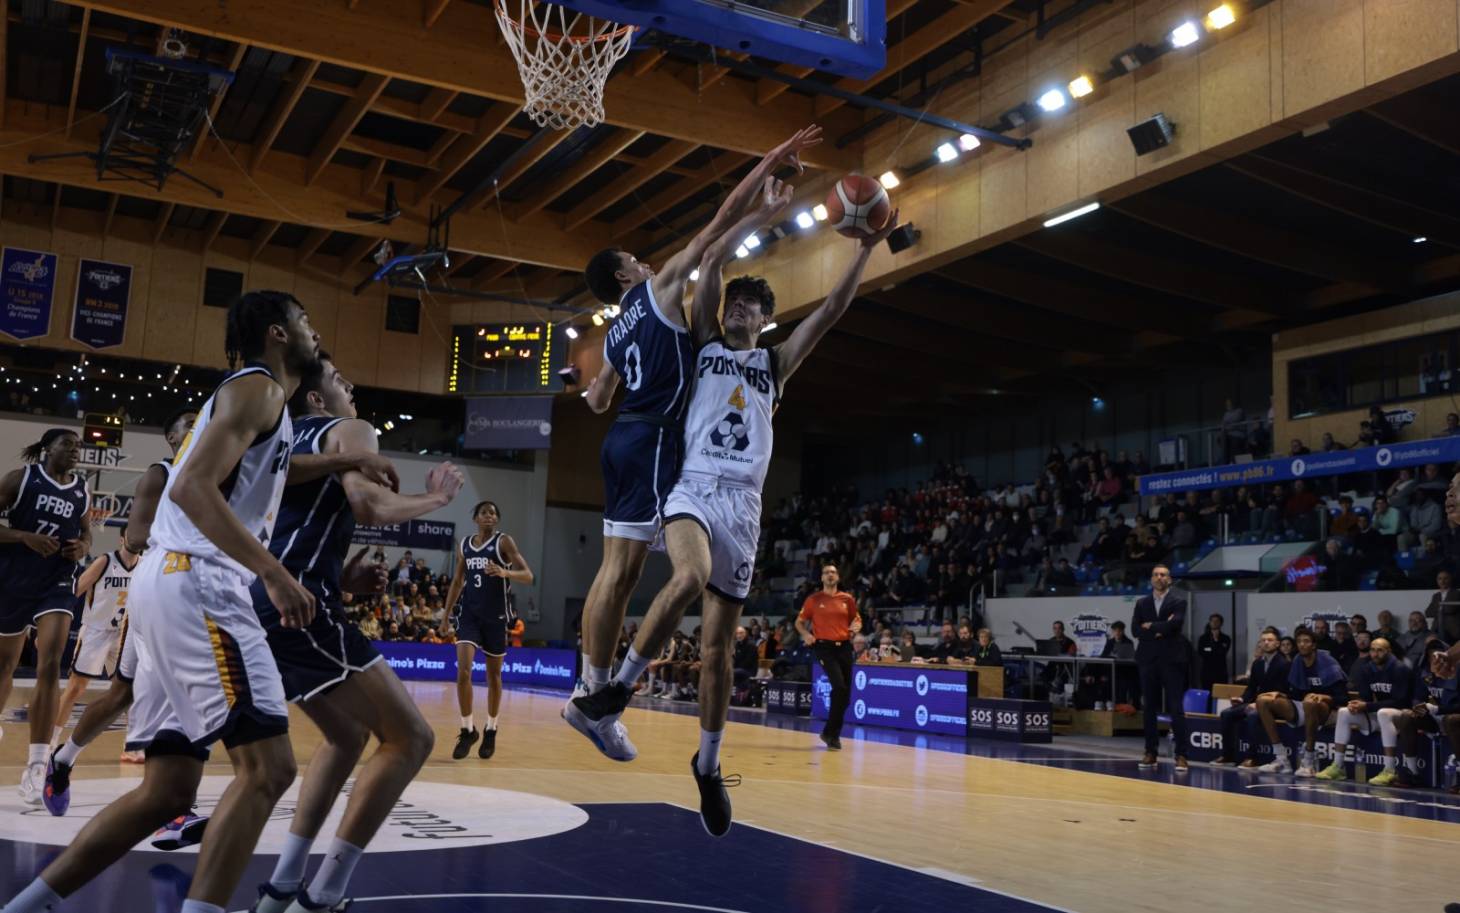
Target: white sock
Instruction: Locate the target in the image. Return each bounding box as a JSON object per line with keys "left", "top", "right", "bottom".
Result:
{"left": 179, "top": 902, "right": 225, "bottom": 913}
{"left": 485, "top": 715, "right": 498, "bottom": 731}
{"left": 696, "top": 728, "right": 724, "bottom": 775}
{"left": 26, "top": 744, "right": 46, "bottom": 766}
{"left": 54, "top": 738, "right": 82, "bottom": 768}
{"left": 308, "top": 837, "right": 364, "bottom": 906}
{"left": 614, "top": 647, "right": 651, "bottom": 688}
{"left": 268, "top": 831, "right": 314, "bottom": 892}
{"left": 50, "top": 726, "right": 63, "bottom": 746}
{"left": 587, "top": 664, "right": 611, "bottom": 691}
{"left": 459, "top": 716, "right": 474, "bottom": 731}
{"left": 581, "top": 652, "right": 593, "bottom": 681}
{"left": 1384, "top": 756, "right": 1397, "bottom": 770}
{"left": 4, "top": 876, "right": 61, "bottom": 912}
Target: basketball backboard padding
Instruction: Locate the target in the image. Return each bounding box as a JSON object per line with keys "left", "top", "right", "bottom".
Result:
{"left": 552, "top": 0, "right": 887, "bottom": 79}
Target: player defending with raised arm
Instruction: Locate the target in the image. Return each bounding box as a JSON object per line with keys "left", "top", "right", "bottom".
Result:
{"left": 574, "top": 176, "right": 899, "bottom": 835}
{"left": 565, "top": 126, "right": 823, "bottom": 761}
{"left": 250, "top": 353, "right": 463, "bottom": 913}
{"left": 2, "top": 290, "right": 319, "bottom": 913}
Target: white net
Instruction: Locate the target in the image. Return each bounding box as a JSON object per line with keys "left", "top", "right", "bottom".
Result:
{"left": 494, "top": 0, "right": 636, "bottom": 131}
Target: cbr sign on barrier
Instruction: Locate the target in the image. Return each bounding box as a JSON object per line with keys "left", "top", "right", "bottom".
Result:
{"left": 375, "top": 642, "right": 575, "bottom": 690}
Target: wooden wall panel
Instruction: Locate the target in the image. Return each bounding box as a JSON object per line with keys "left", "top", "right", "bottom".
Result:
{"left": 330, "top": 294, "right": 384, "bottom": 387}
{"left": 1200, "top": 4, "right": 1277, "bottom": 149}
{"left": 1363, "top": 0, "right": 1458, "bottom": 86}
{"left": 1280, "top": 0, "right": 1366, "bottom": 117}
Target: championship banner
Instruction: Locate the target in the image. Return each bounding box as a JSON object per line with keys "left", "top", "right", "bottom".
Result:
{"left": 70, "top": 258, "right": 132, "bottom": 349}
{"left": 464, "top": 396, "right": 554, "bottom": 450}
{"left": 375, "top": 642, "right": 574, "bottom": 689}
{"left": 1138, "top": 435, "right": 1460, "bottom": 495}
{"left": 0, "top": 247, "right": 58, "bottom": 340}
{"left": 352, "top": 519, "right": 457, "bottom": 551}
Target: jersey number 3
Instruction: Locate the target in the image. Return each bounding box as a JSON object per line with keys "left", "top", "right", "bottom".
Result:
{"left": 623, "top": 343, "right": 643, "bottom": 391}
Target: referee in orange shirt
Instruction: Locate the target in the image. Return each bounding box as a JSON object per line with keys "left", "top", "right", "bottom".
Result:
{"left": 796, "top": 563, "right": 862, "bottom": 750}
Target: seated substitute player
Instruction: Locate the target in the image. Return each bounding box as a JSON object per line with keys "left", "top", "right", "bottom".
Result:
{"left": 1393, "top": 640, "right": 1460, "bottom": 789}
{"left": 1255, "top": 627, "right": 1349, "bottom": 776}
{"left": 1315, "top": 636, "right": 1411, "bottom": 783}
{"left": 567, "top": 126, "right": 823, "bottom": 761}
{"left": 1212, "top": 627, "right": 1289, "bottom": 767}
{"left": 51, "top": 543, "right": 140, "bottom": 750}
{"left": 445, "top": 500, "right": 533, "bottom": 760}
{"left": 249, "top": 353, "right": 463, "bottom": 913}
{"left": 573, "top": 175, "right": 900, "bottom": 835}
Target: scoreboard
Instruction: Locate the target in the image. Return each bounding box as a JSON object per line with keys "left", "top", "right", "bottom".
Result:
{"left": 449, "top": 323, "right": 567, "bottom": 395}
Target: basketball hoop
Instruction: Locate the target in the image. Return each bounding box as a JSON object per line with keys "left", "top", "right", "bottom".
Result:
{"left": 494, "top": 0, "right": 636, "bottom": 131}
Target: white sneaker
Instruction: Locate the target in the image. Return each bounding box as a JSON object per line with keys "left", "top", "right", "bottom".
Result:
{"left": 563, "top": 702, "right": 637, "bottom": 762}
{"left": 18, "top": 761, "right": 43, "bottom": 806}
{"left": 561, "top": 679, "right": 590, "bottom": 722}
{"left": 1256, "top": 753, "right": 1292, "bottom": 774}
{"left": 1295, "top": 752, "right": 1316, "bottom": 778}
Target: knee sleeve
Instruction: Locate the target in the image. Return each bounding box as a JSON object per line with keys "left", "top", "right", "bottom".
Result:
{"left": 1333, "top": 707, "right": 1353, "bottom": 745}
{"left": 1377, "top": 708, "right": 1401, "bottom": 748}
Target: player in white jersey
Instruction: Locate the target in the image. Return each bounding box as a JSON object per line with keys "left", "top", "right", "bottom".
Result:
{"left": 2, "top": 291, "right": 321, "bottom": 913}
{"left": 50, "top": 545, "right": 138, "bottom": 742}
{"left": 573, "top": 176, "right": 898, "bottom": 836}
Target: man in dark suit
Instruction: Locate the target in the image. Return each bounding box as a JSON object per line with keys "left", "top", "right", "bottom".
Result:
{"left": 1425, "top": 569, "right": 1460, "bottom": 643}
{"left": 1132, "top": 564, "right": 1191, "bottom": 771}
{"left": 1212, "top": 628, "right": 1290, "bottom": 767}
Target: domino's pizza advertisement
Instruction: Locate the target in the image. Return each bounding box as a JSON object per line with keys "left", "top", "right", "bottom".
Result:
{"left": 376, "top": 642, "right": 574, "bottom": 689}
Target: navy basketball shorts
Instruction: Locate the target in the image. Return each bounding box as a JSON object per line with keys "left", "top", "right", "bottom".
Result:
{"left": 454, "top": 606, "right": 508, "bottom": 658}
{"left": 600, "top": 419, "right": 681, "bottom": 542}
{"left": 256, "top": 593, "right": 384, "bottom": 703}
{"left": 0, "top": 581, "right": 78, "bottom": 637}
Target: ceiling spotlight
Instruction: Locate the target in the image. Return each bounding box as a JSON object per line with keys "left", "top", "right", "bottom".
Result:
{"left": 735, "top": 245, "right": 750, "bottom": 259}
{"left": 565, "top": 326, "right": 580, "bottom": 339}
{"left": 604, "top": 303, "right": 621, "bottom": 318}
{"left": 689, "top": 268, "right": 700, "bottom": 281}
{"left": 958, "top": 133, "right": 981, "bottom": 152}
{"left": 878, "top": 170, "right": 900, "bottom": 189}
{"left": 591, "top": 312, "right": 605, "bottom": 327}
{"left": 383, "top": 420, "right": 395, "bottom": 431}
{"left": 1043, "top": 202, "right": 1100, "bottom": 228}
{"left": 1068, "top": 75, "right": 1094, "bottom": 99}
{"left": 399, "top": 413, "right": 414, "bottom": 420}
{"left": 1170, "top": 21, "right": 1200, "bottom": 48}
{"left": 1002, "top": 102, "right": 1038, "bottom": 128}
{"left": 1413, "top": 236, "right": 1428, "bottom": 243}
{"left": 795, "top": 211, "right": 815, "bottom": 229}
{"left": 742, "top": 234, "right": 761, "bottom": 250}
{"left": 1036, "top": 88, "right": 1067, "bottom": 112}
{"left": 812, "top": 204, "right": 829, "bottom": 221}
{"left": 935, "top": 142, "right": 958, "bottom": 163}
{"left": 1205, "top": 3, "right": 1236, "bottom": 30}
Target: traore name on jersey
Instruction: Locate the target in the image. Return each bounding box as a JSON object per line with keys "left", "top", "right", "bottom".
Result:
{"left": 604, "top": 280, "right": 693, "bottom": 419}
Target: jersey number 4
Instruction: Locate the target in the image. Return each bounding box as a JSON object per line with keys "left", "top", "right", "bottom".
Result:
{"left": 623, "top": 343, "right": 643, "bottom": 391}
{"left": 727, "top": 384, "right": 747, "bottom": 411}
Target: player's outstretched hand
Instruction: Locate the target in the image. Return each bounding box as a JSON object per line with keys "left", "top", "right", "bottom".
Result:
{"left": 264, "top": 565, "right": 317, "bottom": 629}
{"left": 860, "top": 208, "right": 901, "bottom": 251}
{"left": 342, "top": 545, "right": 389, "bottom": 595}
{"left": 60, "top": 538, "right": 87, "bottom": 561}
{"left": 758, "top": 176, "right": 794, "bottom": 217}
{"left": 23, "top": 532, "right": 59, "bottom": 557}
{"left": 771, "top": 125, "right": 823, "bottom": 174}
{"left": 427, "top": 461, "right": 465, "bottom": 503}
{"left": 357, "top": 452, "right": 401, "bottom": 492}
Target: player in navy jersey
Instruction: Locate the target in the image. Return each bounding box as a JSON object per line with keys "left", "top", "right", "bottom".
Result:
{"left": 249, "top": 354, "right": 463, "bottom": 913}
{"left": 1, "top": 291, "right": 321, "bottom": 913}
{"left": 1316, "top": 636, "right": 1410, "bottom": 784}
{"left": 445, "top": 500, "right": 533, "bottom": 760}
{"left": 1394, "top": 640, "right": 1460, "bottom": 788}
{"left": 566, "top": 126, "right": 822, "bottom": 760}
{"left": 0, "top": 427, "right": 90, "bottom": 804}
{"left": 1254, "top": 627, "right": 1349, "bottom": 775}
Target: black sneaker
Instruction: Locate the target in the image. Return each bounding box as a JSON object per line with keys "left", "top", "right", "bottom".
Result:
{"left": 479, "top": 728, "right": 497, "bottom": 759}
{"left": 819, "top": 732, "right": 841, "bottom": 751}
{"left": 690, "top": 752, "right": 740, "bottom": 838}
{"left": 452, "top": 727, "right": 479, "bottom": 760}
{"left": 572, "top": 681, "right": 632, "bottom": 722}
{"left": 1393, "top": 767, "right": 1416, "bottom": 788}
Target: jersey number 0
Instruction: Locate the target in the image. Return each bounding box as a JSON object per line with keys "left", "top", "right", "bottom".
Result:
{"left": 623, "top": 343, "right": 643, "bottom": 391}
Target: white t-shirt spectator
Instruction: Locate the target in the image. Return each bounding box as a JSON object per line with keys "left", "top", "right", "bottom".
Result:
{"left": 930, "top": 522, "right": 949, "bottom": 544}
{"left": 815, "top": 535, "right": 836, "bottom": 556}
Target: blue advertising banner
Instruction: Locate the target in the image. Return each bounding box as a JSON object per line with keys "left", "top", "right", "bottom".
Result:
{"left": 1137, "top": 435, "right": 1460, "bottom": 495}
{"left": 375, "top": 641, "right": 575, "bottom": 689}
{"left": 812, "top": 662, "right": 971, "bottom": 736}
{"left": 70, "top": 258, "right": 132, "bottom": 349}
{"left": 0, "top": 247, "right": 58, "bottom": 340}
{"left": 464, "top": 396, "right": 554, "bottom": 450}
{"left": 352, "top": 519, "right": 457, "bottom": 551}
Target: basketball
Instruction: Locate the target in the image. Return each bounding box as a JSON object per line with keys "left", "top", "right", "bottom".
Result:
{"left": 825, "top": 174, "right": 892, "bottom": 238}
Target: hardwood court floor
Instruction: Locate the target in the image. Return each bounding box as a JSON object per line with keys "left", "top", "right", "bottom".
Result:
{"left": 0, "top": 680, "right": 1457, "bottom": 912}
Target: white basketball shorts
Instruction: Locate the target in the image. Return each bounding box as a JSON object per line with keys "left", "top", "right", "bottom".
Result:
{"left": 70, "top": 618, "right": 121, "bottom": 679}
{"left": 664, "top": 474, "right": 761, "bottom": 603}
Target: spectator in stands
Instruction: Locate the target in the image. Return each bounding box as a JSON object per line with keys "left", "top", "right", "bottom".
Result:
{"left": 1309, "top": 617, "right": 1338, "bottom": 655}
{"left": 1168, "top": 510, "right": 1198, "bottom": 550}
{"left": 874, "top": 630, "right": 897, "bottom": 661}
{"left": 1411, "top": 536, "right": 1447, "bottom": 585}
{"left": 1198, "top": 614, "right": 1233, "bottom": 691}
{"left": 1321, "top": 432, "right": 1347, "bottom": 452}
{"left": 1098, "top": 620, "right": 1138, "bottom": 706}
{"left": 1368, "top": 406, "right": 1395, "bottom": 445}
{"left": 1318, "top": 538, "right": 1359, "bottom": 591}
{"left": 1214, "top": 628, "right": 1289, "bottom": 767}
{"left": 1332, "top": 621, "right": 1360, "bottom": 670}
{"left": 950, "top": 624, "right": 978, "bottom": 663}
{"left": 1426, "top": 569, "right": 1460, "bottom": 642}
{"left": 1094, "top": 466, "right": 1123, "bottom": 512}
{"left": 1372, "top": 610, "right": 1401, "bottom": 646}
{"left": 1350, "top": 632, "right": 1372, "bottom": 674}
{"left": 970, "top": 629, "right": 1002, "bottom": 667}
{"left": 1289, "top": 439, "right": 1311, "bottom": 457}
{"left": 1221, "top": 399, "right": 1247, "bottom": 462}
{"left": 1393, "top": 642, "right": 1460, "bottom": 789}
{"left": 1443, "top": 412, "right": 1460, "bottom": 437}
{"left": 1387, "top": 468, "right": 1418, "bottom": 513}
{"left": 1401, "top": 611, "right": 1433, "bottom": 667}
{"left": 1330, "top": 496, "right": 1361, "bottom": 538}
{"left": 1406, "top": 490, "right": 1445, "bottom": 551}
{"left": 1133, "top": 565, "right": 1191, "bottom": 771}
{"left": 852, "top": 633, "right": 874, "bottom": 663}
{"left": 1051, "top": 620, "right": 1076, "bottom": 656}
{"left": 1051, "top": 558, "right": 1077, "bottom": 589}
{"left": 1278, "top": 635, "right": 1296, "bottom": 660}
{"left": 1370, "top": 495, "right": 1402, "bottom": 550}
{"left": 1316, "top": 637, "right": 1411, "bottom": 784}
{"left": 1419, "top": 462, "right": 1449, "bottom": 495}
{"left": 1255, "top": 627, "right": 1348, "bottom": 775}
{"left": 1285, "top": 480, "right": 1320, "bottom": 538}
{"left": 898, "top": 630, "right": 918, "bottom": 663}
{"left": 930, "top": 622, "right": 959, "bottom": 664}
{"left": 1349, "top": 613, "right": 1368, "bottom": 635}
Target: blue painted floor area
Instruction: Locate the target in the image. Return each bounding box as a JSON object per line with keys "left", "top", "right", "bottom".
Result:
{"left": 2, "top": 803, "right": 1055, "bottom": 913}
{"left": 603, "top": 687, "right": 1460, "bottom": 824}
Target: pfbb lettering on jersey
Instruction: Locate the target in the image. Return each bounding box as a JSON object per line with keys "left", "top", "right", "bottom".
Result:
{"left": 34, "top": 494, "right": 79, "bottom": 518}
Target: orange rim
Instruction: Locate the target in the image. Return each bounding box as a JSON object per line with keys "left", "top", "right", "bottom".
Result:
{"left": 495, "top": 0, "right": 636, "bottom": 44}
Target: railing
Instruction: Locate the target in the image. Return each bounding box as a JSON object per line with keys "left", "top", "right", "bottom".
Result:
{"left": 1009, "top": 654, "right": 1141, "bottom": 706}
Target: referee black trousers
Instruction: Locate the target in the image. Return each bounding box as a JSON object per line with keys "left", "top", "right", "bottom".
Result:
{"left": 813, "top": 640, "right": 854, "bottom": 740}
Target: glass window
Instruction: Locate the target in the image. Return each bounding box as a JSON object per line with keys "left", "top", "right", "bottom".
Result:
{"left": 1288, "top": 330, "right": 1457, "bottom": 419}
